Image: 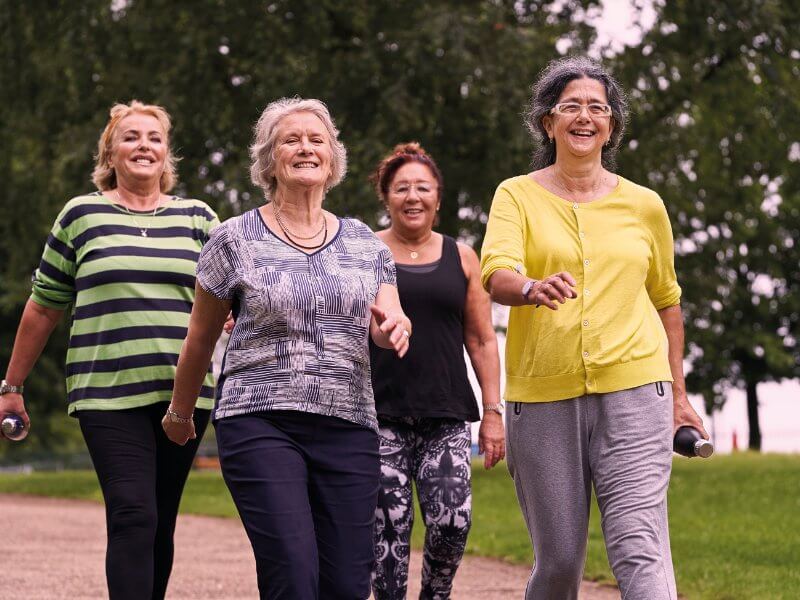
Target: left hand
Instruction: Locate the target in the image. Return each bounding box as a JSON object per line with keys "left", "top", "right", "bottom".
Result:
{"left": 369, "top": 305, "right": 410, "bottom": 358}
{"left": 673, "top": 393, "right": 709, "bottom": 438}
{"left": 223, "top": 311, "right": 235, "bottom": 334}
{"left": 478, "top": 412, "right": 505, "bottom": 469}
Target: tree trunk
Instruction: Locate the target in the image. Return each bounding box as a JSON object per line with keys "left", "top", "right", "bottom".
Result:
{"left": 745, "top": 378, "right": 762, "bottom": 451}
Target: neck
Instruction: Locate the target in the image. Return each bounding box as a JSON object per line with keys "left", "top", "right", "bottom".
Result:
{"left": 390, "top": 225, "right": 433, "bottom": 247}
{"left": 551, "top": 158, "right": 605, "bottom": 194}
{"left": 114, "top": 181, "right": 162, "bottom": 209}
{"left": 273, "top": 187, "right": 325, "bottom": 225}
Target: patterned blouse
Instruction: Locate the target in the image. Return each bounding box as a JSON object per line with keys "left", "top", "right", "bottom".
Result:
{"left": 196, "top": 208, "right": 396, "bottom": 430}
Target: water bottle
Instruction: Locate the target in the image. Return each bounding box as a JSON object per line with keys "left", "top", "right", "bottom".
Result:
{"left": 1, "top": 414, "right": 28, "bottom": 441}
{"left": 673, "top": 426, "right": 713, "bottom": 458}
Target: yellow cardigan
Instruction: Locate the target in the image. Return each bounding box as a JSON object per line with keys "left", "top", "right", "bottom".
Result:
{"left": 480, "top": 175, "right": 681, "bottom": 403}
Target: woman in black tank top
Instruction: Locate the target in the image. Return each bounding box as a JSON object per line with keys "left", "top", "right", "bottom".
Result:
{"left": 368, "top": 143, "right": 503, "bottom": 599}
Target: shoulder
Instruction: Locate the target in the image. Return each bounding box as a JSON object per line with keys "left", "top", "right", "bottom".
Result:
{"left": 55, "top": 192, "right": 112, "bottom": 229}
{"left": 453, "top": 237, "right": 480, "bottom": 277}
{"left": 495, "top": 175, "right": 533, "bottom": 197}
{"left": 339, "top": 217, "right": 384, "bottom": 245}
{"left": 617, "top": 176, "right": 664, "bottom": 209}
{"left": 169, "top": 197, "right": 219, "bottom": 222}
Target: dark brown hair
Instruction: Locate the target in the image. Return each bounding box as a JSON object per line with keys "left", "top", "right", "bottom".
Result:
{"left": 370, "top": 142, "right": 443, "bottom": 205}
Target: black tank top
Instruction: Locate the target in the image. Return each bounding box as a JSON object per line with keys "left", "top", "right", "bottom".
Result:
{"left": 370, "top": 235, "right": 479, "bottom": 421}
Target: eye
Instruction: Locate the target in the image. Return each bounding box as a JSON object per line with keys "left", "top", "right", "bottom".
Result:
{"left": 393, "top": 185, "right": 409, "bottom": 194}
{"left": 417, "top": 185, "right": 432, "bottom": 194}
{"left": 560, "top": 103, "right": 581, "bottom": 113}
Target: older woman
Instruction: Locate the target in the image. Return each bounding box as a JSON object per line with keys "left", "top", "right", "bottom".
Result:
{"left": 163, "top": 97, "right": 410, "bottom": 599}
{"left": 0, "top": 101, "right": 218, "bottom": 599}
{"left": 480, "top": 57, "right": 708, "bottom": 599}
{"left": 368, "top": 143, "right": 503, "bottom": 599}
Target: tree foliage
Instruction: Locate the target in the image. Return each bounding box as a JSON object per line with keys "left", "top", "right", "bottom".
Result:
{"left": 1, "top": 0, "right": 796, "bottom": 456}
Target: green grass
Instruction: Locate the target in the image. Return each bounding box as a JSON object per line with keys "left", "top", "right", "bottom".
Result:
{"left": 1, "top": 453, "right": 797, "bottom": 599}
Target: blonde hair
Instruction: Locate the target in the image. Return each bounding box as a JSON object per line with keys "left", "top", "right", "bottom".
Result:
{"left": 249, "top": 97, "right": 347, "bottom": 201}
{"left": 92, "top": 100, "right": 179, "bottom": 192}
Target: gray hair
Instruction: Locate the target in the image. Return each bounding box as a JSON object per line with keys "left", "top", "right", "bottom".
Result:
{"left": 525, "top": 56, "right": 629, "bottom": 171}
{"left": 249, "top": 97, "right": 347, "bottom": 200}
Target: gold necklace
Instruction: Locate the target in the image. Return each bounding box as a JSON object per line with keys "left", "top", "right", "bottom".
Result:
{"left": 273, "top": 205, "right": 326, "bottom": 240}
{"left": 394, "top": 232, "right": 432, "bottom": 260}
{"left": 114, "top": 190, "right": 161, "bottom": 237}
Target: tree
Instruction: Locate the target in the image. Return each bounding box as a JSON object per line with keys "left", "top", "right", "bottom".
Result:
{"left": 614, "top": 0, "right": 800, "bottom": 449}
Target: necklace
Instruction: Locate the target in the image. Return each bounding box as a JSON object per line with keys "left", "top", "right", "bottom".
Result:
{"left": 274, "top": 210, "right": 329, "bottom": 250}
{"left": 393, "top": 232, "right": 432, "bottom": 260}
{"left": 273, "top": 206, "right": 326, "bottom": 240}
{"left": 114, "top": 190, "right": 160, "bottom": 237}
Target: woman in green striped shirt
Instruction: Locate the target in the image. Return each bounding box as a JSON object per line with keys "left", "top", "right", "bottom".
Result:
{"left": 0, "top": 101, "right": 218, "bottom": 600}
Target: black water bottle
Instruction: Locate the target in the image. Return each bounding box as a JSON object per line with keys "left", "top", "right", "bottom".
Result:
{"left": 673, "top": 426, "right": 713, "bottom": 458}
{"left": 1, "top": 414, "right": 29, "bottom": 441}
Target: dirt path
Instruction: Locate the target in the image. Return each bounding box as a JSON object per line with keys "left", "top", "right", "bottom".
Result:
{"left": 0, "top": 494, "right": 619, "bottom": 599}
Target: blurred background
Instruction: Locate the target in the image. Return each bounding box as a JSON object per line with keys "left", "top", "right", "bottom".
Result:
{"left": 1, "top": 0, "right": 798, "bottom": 466}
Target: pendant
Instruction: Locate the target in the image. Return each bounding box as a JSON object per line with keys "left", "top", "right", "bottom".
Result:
{"left": 410, "top": 251, "right": 419, "bottom": 259}
{"left": 140, "top": 230, "right": 148, "bottom": 237}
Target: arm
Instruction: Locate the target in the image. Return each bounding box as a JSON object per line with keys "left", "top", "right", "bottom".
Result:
{"left": 658, "top": 303, "right": 708, "bottom": 438}
{"left": 486, "top": 268, "right": 577, "bottom": 309}
{"left": 369, "top": 283, "right": 411, "bottom": 358}
{"left": 162, "top": 284, "right": 231, "bottom": 445}
{"left": 459, "top": 243, "right": 504, "bottom": 469}
{"left": 1, "top": 300, "right": 65, "bottom": 427}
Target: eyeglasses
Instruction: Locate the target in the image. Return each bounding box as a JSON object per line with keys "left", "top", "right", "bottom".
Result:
{"left": 550, "top": 103, "right": 613, "bottom": 118}
{"left": 389, "top": 183, "right": 438, "bottom": 197}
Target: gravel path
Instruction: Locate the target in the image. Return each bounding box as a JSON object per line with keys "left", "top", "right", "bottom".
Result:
{"left": 0, "top": 494, "right": 619, "bottom": 599}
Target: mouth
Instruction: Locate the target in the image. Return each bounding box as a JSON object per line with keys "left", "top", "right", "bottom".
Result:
{"left": 293, "top": 161, "right": 318, "bottom": 169}
{"left": 403, "top": 207, "right": 425, "bottom": 216}
{"left": 131, "top": 156, "right": 155, "bottom": 165}
{"left": 569, "top": 129, "right": 596, "bottom": 138}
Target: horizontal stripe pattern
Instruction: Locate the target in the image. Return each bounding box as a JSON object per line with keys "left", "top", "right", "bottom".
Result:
{"left": 30, "top": 194, "right": 219, "bottom": 412}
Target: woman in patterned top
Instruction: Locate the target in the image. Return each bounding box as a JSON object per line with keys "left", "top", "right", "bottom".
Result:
{"left": 0, "top": 101, "right": 218, "bottom": 599}
{"left": 163, "top": 97, "right": 411, "bottom": 599}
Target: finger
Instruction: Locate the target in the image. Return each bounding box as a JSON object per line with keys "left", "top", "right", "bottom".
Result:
{"left": 541, "top": 281, "right": 566, "bottom": 303}
{"left": 548, "top": 278, "right": 574, "bottom": 301}
{"left": 397, "top": 337, "right": 409, "bottom": 358}
{"left": 534, "top": 292, "right": 559, "bottom": 310}
{"left": 559, "top": 271, "right": 578, "bottom": 287}
{"left": 369, "top": 305, "right": 387, "bottom": 324}
{"left": 380, "top": 317, "right": 397, "bottom": 335}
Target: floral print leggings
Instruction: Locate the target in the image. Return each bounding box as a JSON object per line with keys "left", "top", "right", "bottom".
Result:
{"left": 371, "top": 417, "right": 472, "bottom": 600}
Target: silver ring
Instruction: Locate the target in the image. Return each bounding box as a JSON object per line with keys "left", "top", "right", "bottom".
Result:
{"left": 402, "top": 329, "right": 410, "bottom": 338}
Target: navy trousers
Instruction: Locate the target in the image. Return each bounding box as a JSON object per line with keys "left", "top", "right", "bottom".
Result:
{"left": 216, "top": 410, "right": 380, "bottom": 600}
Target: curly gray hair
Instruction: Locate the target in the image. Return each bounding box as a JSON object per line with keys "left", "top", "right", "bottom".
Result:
{"left": 525, "top": 56, "right": 629, "bottom": 171}
{"left": 249, "top": 97, "right": 347, "bottom": 200}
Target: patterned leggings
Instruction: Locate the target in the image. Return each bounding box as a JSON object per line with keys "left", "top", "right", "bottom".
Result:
{"left": 372, "top": 417, "right": 472, "bottom": 600}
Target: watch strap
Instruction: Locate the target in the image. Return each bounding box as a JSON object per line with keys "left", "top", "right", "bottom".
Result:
{"left": 0, "top": 380, "right": 24, "bottom": 395}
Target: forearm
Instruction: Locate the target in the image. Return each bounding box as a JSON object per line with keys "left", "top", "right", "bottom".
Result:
{"left": 170, "top": 333, "right": 217, "bottom": 415}
{"left": 658, "top": 303, "right": 687, "bottom": 398}
{"left": 465, "top": 339, "right": 502, "bottom": 405}
{"left": 5, "top": 299, "right": 64, "bottom": 385}
{"left": 486, "top": 269, "right": 530, "bottom": 306}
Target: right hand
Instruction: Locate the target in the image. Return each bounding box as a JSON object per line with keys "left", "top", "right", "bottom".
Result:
{"left": 0, "top": 392, "right": 30, "bottom": 434}
{"left": 527, "top": 271, "right": 578, "bottom": 310}
{"left": 161, "top": 409, "right": 197, "bottom": 446}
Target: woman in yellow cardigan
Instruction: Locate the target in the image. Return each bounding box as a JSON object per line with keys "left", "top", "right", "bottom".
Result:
{"left": 480, "top": 57, "right": 707, "bottom": 600}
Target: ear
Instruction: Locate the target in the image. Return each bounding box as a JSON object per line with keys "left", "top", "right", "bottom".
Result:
{"left": 541, "top": 115, "right": 554, "bottom": 140}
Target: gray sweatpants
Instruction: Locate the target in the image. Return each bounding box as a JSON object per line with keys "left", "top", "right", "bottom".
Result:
{"left": 506, "top": 382, "right": 677, "bottom": 600}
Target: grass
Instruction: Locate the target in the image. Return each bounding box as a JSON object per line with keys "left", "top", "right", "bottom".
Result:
{"left": 1, "top": 453, "right": 797, "bottom": 599}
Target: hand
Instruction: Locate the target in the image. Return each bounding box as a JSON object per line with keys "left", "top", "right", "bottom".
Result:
{"left": 527, "top": 272, "right": 577, "bottom": 310}
{"left": 161, "top": 410, "right": 197, "bottom": 446}
{"left": 0, "top": 392, "right": 30, "bottom": 432}
{"left": 478, "top": 411, "right": 505, "bottom": 469}
{"left": 223, "top": 311, "right": 235, "bottom": 334}
{"left": 369, "top": 305, "right": 410, "bottom": 358}
{"left": 673, "top": 394, "right": 708, "bottom": 438}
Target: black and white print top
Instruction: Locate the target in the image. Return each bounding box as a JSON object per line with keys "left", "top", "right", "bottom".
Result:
{"left": 196, "top": 208, "right": 396, "bottom": 430}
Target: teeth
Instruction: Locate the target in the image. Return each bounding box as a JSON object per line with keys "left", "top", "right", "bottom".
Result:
{"left": 294, "top": 162, "right": 317, "bottom": 168}
{"left": 135, "top": 159, "right": 152, "bottom": 164}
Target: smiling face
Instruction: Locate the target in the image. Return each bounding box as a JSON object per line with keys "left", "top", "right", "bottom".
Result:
{"left": 386, "top": 162, "right": 440, "bottom": 235}
{"left": 109, "top": 113, "right": 168, "bottom": 189}
{"left": 542, "top": 77, "right": 614, "bottom": 162}
{"left": 272, "top": 111, "right": 332, "bottom": 192}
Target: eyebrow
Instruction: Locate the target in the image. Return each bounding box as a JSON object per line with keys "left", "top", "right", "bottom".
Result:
{"left": 120, "top": 129, "right": 163, "bottom": 136}
{"left": 559, "top": 96, "right": 608, "bottom": 104}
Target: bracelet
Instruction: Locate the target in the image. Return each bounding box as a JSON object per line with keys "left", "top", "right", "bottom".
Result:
{"left": 166, "top": 407, "right": 194, "bottom": 424}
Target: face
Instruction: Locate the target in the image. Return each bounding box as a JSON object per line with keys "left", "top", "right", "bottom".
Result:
{"left": 386, "top": 162, "right": 440, "bottom": 234}
{"left": 109, "top": 113, "right": 168, "bottom": 188}
{"left": 542, "top": 77, "right": 614, "bottom": 161}
{"left": 272, "top": 112, "right": 332, "bottom": 191}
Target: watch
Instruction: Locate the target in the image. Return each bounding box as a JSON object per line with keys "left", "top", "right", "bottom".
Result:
{"left": 483, "top": 402, "right": 504, "bottom": 416}
{"left": 165, "top": 407, "right": 193, "bottom": 424}
{"left": 0, "top": 380, "right": 24, "bottom": 395}
{"left": 521, "top": 279, "right": 539, "bottom": 306}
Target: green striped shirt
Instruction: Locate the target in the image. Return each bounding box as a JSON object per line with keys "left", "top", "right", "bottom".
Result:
{"left": 31, "top": 192, "right": 219, "bottom": 414}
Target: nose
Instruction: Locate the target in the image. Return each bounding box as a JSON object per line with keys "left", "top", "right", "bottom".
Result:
{"left": 299, "top": 137, "right": 313, "bottom": 153}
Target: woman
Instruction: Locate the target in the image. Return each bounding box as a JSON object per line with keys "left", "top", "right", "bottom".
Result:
{"left": 162, "top": 97, "right": 411, "bottom": 600}
{"left": 368, "top": 143, "right": 504, "bottom": 599}
{"left": 480, "top": 57, "right": 708, "bottom": 599}
{"left": 0, "top": 101, "right": 218, "bottom": 599}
